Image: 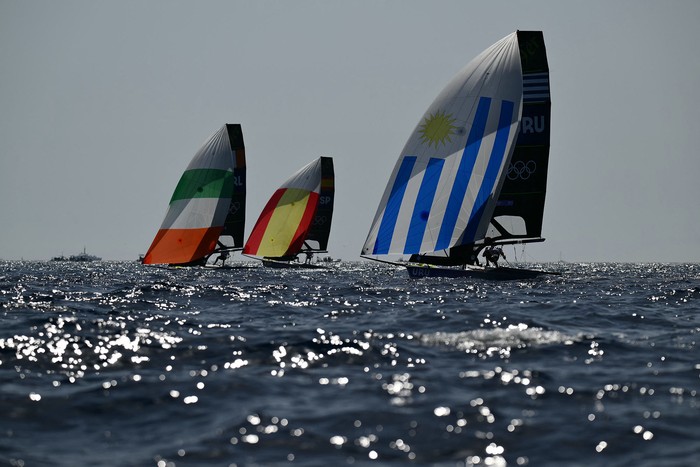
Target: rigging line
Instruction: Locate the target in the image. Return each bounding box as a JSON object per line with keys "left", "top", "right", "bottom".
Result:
{"left": 241, "top": 253, "right": 262, "bottom": 262}
{"left": 520, "top": 246, "right": 543, "bottom": 263}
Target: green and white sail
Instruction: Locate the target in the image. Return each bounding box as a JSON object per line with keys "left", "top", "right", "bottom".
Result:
{"left": 143, "top": 124, "right": 246, "bottom": 265}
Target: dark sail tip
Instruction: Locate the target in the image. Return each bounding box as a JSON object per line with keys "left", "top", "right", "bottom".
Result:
{"left": 226, "top": 124, "right": 245, "bottom": 151}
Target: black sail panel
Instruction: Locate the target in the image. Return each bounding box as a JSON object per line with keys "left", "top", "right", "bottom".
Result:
{"left": 305, "top": 156, "right": 335, "bottom": 251}
{"left": 222, "top": 124, "right": 246, "bottom": 248}
{"left": 490, "top": 30, "right": 551, "bottom": 243}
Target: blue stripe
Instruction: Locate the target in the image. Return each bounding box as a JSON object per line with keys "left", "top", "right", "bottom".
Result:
{"left": 403, "top": 157, "right": 445, "bottom": 254}
{"left": 463, "top": 99, "right": 515, "bottom": 242}
{"left": 373, "top": 156, "right": 417, "bottom": 254}
{"left": 435, "top": 97, "right": 492, "bottom": 250}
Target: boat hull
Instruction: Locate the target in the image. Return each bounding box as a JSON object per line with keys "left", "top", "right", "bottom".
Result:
{"left": 202, "top": 264, "right": 258, "bottom": 270}
{"left": 406, "top": 264, "right": 558, "bottom": 280}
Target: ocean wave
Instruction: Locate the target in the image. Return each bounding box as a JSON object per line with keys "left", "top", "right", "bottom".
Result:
{"left": 417, "top": 324, "right": 580, "bottom": 358}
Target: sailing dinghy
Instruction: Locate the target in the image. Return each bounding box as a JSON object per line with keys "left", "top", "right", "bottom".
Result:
{"left": 361, "top": 31, "right": 558, "bottom": 279}
{"left": 244, "top": 156, "right": 334, "bottom": 268}
{"left": 143, "top": 124, "right": 246, "bottom": 267}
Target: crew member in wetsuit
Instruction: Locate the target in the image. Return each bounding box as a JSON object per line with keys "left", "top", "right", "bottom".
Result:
{"left": 214, "top": 250, "right": 229, "bottom": 266}
{"left": 484, "top": 245, "right": 505, "bottom": 267}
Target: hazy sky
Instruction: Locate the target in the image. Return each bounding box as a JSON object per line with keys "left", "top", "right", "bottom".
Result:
{"left": 2, "top": 0, "right": 699, "bottom": 262}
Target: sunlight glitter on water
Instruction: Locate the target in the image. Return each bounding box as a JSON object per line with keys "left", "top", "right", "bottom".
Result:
{"left": 0, "top": 312, "right": 187, "bottom": 381}
{"left": 2, "top": 261, "right": 699, "bottom": 466}
{"left": 418, "top": 324, "right": 578, "bottom": 359}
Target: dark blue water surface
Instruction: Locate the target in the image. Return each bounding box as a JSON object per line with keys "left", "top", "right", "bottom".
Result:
{"left": 1, "top": 261, "right": 698, "bottom": 466}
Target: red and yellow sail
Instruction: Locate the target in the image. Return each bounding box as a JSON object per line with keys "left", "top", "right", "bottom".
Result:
{"left": 143, "top": 124, "right": 246, "bottom": 265}
{"left": 244, "top": 158, "right": 323, "bottom": 259}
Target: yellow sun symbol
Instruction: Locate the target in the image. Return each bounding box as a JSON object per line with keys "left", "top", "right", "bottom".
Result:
{"left": 419, "top": 110, "right": 458, "bottom": 147}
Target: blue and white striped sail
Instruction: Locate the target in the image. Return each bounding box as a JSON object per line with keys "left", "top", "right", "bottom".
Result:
{"left": 362, "top": 32, "right": 524, "bottom": 256}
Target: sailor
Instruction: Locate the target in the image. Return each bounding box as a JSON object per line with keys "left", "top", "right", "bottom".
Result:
{"left": 470, "top": 252, "right": 480, "bottom": 266}
{"left": 484, "top": 244, "right": 505, "bottom": 267}
{"left": 304, "top": 251, "right": 313, "bottom": 264}
{"left": 214, "top": 250, "right": 229, "bottom": 266}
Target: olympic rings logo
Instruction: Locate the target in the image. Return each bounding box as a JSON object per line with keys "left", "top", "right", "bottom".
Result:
{"left": 229, "top": 202, "right": 241, "bottom": 214}
{"left": 313, "top": 216, "right": 328, "bottom": 226}
{"left": 507, "top": 160, "right": 536, "bottom": 180}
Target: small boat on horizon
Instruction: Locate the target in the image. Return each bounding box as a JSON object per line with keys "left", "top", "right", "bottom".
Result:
{"left": 319, "top": 256, "right": 341, "bottom": 264}
{"left": 52, "top": 247, "right": 101, "bottom": 262}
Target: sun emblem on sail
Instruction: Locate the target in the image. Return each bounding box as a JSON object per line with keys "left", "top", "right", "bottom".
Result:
{"left": 419, "top": 110, "right": 458, "bottom": 147}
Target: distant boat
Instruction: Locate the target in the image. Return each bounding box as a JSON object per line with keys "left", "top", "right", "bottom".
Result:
{"left": 319, "top": 256, "right": 341, "bottom": 264}
{"left": 361, "top": 31, "right": 558, "bottom": 279}
{"left": 142, "top": 124, "right": 246, "bottom": 267}
{"left": 244, "top": 156, "right": 334, "bottom": 268}
{"left": 52, "top": 247, "right": 101, "bottom": 262}
{"left": 69, "top": 248, "right": 101, "bottom": 262}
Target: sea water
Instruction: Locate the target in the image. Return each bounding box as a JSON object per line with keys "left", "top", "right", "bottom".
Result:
{"left": 1, "top": 261, "right": 698, "bottom": 466}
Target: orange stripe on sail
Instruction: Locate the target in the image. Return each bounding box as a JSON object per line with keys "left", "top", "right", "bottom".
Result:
{"left": 143, "top": 227, "right": 222, "bottom": 264}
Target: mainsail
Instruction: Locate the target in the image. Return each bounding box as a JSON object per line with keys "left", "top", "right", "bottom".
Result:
{"left": 489, "top": 31, "right": 550, "bottom": 244}
{"left": 143, "top": 124, "right": 246, "bottom": 265}
{"left": 362, "top": 31, "right": 550, "bottom": 265}
{"left": 244, "top": 156, "right": 333, "bottom": 260}
{"left": 304, "top": 157, "right": 335, "bottom": 252}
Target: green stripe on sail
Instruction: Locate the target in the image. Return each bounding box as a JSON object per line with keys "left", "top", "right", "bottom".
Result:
{"left": 170, "top": 169, "right": 234, "bottom": 202}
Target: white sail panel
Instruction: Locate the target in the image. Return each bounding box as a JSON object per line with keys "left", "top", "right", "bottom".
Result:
{"left": 185, "top": 126, "right": 237, "bottom": 172}
{"left": 362, "top": 32, "right": 523, "bottom": 256}
{"left": 159, "top": 197, "right": 231, "bottom": 230}
{"left": 279, "top": 158, "right": 323, "bottom": 193}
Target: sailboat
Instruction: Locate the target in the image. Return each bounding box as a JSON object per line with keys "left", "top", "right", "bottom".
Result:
{"left": 243, "top": 156, "right": 334, "bottom": 268}
{"left": 361, "top": 31, "right": 558, "bottom": 279}
{"left": 142, "top": 124, "right": 246, "bottom": 267}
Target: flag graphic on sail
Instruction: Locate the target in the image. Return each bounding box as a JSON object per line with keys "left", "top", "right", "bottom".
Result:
{"left": 362, "top": 32, "right": 524, "bottom": 257}
{"left": 244, "top": 157, "right": 327, "bottom": 259}
{"left": 143, "top": 124, "right": 246, "bottom": 265}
